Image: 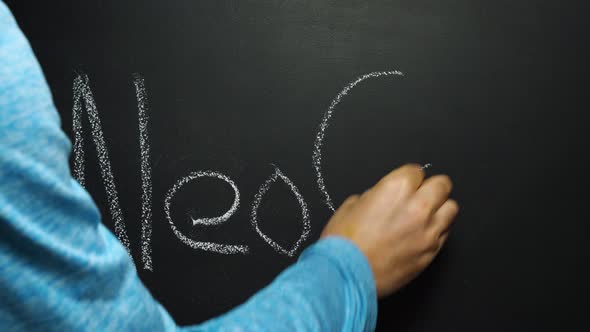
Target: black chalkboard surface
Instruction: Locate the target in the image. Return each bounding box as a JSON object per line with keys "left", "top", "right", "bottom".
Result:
{"left": 5, "top": 1, "right": 589, "bottom": 330}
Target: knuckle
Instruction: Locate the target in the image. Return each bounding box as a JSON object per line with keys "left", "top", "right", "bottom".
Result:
{"left": 412, "top": 234, "right": 434, "bottom": 254}
{"left": 420, "top": 233, "right": 439, "bottom": 252}
{"left": 427, "top": 234, "right": 441, "bottom": 251}
{"left": 428, "top": 176, "right": 451, "bottom": 196}
{"left": 407, "top": 198, "right": 430, "bottom": 220}
{"left": 398, "top": 175, "right": 415, "bottom": 191}
{"left": 436, "top": 175, "right": 453, "bottom": 191}
{"left": 378, "top": 164, "right": 423, "bottom": 195}
{"left": 444, "top": 175, "right": 453, "bottom": 191}
{"left": 436, "top": 177, "right": 451, "bottom": 192}
{"left": 448, "top": 199, "right": 460, "bottom": 215}
{"left": 382, "top": 165, "right": 421, "bottom": 190}
{"left": 379, "top": 176, "right": 402, "bottom": 193}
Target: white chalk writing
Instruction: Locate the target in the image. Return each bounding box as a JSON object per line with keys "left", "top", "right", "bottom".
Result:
{"left": 133, "top": 74, "right": 154, "bottom": 271}
{"left": 250, "top": 166, "right": 310, "bottom": 257}
{"left": 312, "top": 71, "right": 404, "bottom": 211}
{"left": 71, "top": 70, "right": 415, "bottom": 269}
{"left": 163, "top": 170, "right": 249, "bottom": 254}
{"left": 72, "top": 74, "right": 132, "bottom": 255}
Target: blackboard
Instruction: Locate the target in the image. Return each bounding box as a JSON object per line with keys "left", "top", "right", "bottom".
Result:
{"left": 5, "top": 1, "right": 589, "bottom": 330}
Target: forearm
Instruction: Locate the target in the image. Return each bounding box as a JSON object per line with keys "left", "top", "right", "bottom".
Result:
{"left": 187, "top": 237, "right": 377, "bottom": 332}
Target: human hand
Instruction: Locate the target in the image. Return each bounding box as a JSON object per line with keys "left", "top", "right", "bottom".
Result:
{"left": 320, "top": 164, "right": 458, "bottom": 297}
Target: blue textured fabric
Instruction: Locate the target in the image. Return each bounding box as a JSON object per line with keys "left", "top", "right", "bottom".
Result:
{"left": 0, "top": 2, "right": 377, "bottom": 331}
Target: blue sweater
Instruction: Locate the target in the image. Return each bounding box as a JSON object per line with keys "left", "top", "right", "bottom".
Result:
{"left": 0, "top": 2, "right": 377, "bottom": 331}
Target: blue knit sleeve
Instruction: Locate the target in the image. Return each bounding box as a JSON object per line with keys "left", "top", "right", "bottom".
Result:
{"left": 0, "top": 2, "right": 377, "bottom": 331}
{"left": 191, "top": 237, "right": 377, "bottom": 332}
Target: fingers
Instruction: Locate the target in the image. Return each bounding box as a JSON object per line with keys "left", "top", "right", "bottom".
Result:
{"left": 375, "top": 164, "right": 425, "bottom": 197}
{"left": 430, "top": 199, "right": 459, "bottom": 236}
{"left": 412, "top": 175, "right": 453, "bottom": 215}
{"left": 438, "top": 231, "right": 449, "bottom": 247}
{"left": 432, "top": 231, "right": 450, "bottom": 257}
